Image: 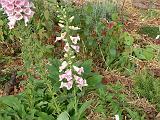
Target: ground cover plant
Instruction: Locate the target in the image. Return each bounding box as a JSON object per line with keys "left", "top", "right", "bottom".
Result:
{"left": 0, "top": 0, "right": 160, "bottom": 120}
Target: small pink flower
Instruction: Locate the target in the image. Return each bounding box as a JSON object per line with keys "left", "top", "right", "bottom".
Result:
{"left": 15, "top": 0, "right": 25, "bottom": 7}
{"left": 23, "top": 7, "right": 32, "bottom": 15}
{"left": 23, "top": 11, "right": 34, "bottom": 26}
{"left": 59, "top": 61, "right": 68, "bottom": 72}
{"left": 14, "top": 7, "right": 23, "bottom": 13}
{"left": 77, "top": 79, "right": 87, "bottom": 90}
{"left": 74, "top": 75, "right": 88, "bottom": 90}
{"left": 14, "top": 13, "right": 23, "bottom": 20}
{"left": 5, "top": 9, "right": 14, "bottom": 16}
{"left": 59, "top": 74, "right": 66, "bottom": 81}
{"left": 23, "top": 0, "right": 30, "bottom": 7}
{"left": 0, "top": 0, "right": 8, "bottom": 8}
{"left": 5, "top": 4, "right": 14, "bottom": 11}
{"left": 71, "top": 45, "right": 79, "bottom": 52}
{"left": 0, "top": 0, "right": 34, "bottom": 29}
{"left": 65, "top": 69, "right": 72, "bottom": 81}
{"left": 60, "top": 81, "right": 73, "bottom": 90}
{"left": 73, "top": 66, "right": 84, "bottom": 75}
{"left": 70, "top": 35, "right": 80, "bottom": 44}
{"left": 59, "top": 69, "right": 72, "bottom": 81}
{"left": 64, "top": 42, "right": 70, "bottom": 52}
{"left": 8, "top": 0, "right": 15, "bottom": 4}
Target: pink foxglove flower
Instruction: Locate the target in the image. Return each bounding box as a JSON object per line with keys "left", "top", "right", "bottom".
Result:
{"left": 0, "top": 0, "right": 34, "bottom": 29}
{"left": 59, "top": 61, "right": 68, "bottom": 72}
{"left": 60, "top": 81, "right": 73, "bottom": 90}
{"left": 71, "top": 45, "right": 79, "bottom": 52}
{"left": 73, "top": 66, "right": 84, "bottom": 75}
{"left": 70, "top": 35, "right": 80, "bottom": 44}
{"left": 64, "top": 69, "right": 72, "bottom": 81}
{"left": 8, "top": 0, "right": 15, "bottom": 4}
{"left": 59, "top": 69, "right": 72, "bottom": 81}
{"left": 14, "top": 13, "right": 23, "bottom": 20}
{"left": 59, "top": 74, "right": 66, "bottom": 81}
{"left": 5, "top": 4, "right": 14, "bottom": 11}
{"left": 74, "top": 75, "right": 88, "bottom": 90}
{"left": 0, "top": 0, "right": 7, "bottom": 8}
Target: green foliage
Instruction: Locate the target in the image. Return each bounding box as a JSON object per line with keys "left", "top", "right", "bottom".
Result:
{"left": 67, "top": 4, "right": 135, "bottom": 72}
{"left": 0, "top": 0, "right": 159, "bottom": 119}
{"left": 134, "top": 71, "right": 160, "bottom": 111}
{"left": 96, "top": 83, "right": 144, "bottom": 119}
{"left": 138, "top": 26, "right": 160, "bottom": 38}
{"left": 57, "top": 111, "right": 70, "bottom": 120}
{"left": 133, "top": 45, "right": 155, "bottom": 60}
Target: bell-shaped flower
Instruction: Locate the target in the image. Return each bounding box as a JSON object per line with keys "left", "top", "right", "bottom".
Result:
{"left": 73, "top": 66, "right": 84, "bottom": 75}
{"left": 59, "top": 69, "right": 72, "bottom": 81}
{"left": 70, "top": 35, "right": 80, "bottom": 44}
{"left": 0, "top": 0, "right": 34, "bottom": 29}
{"left": 60, "top": 81, "right": 73, "bottom": 90}
{"left": 5, "top": 3, "right": 14, "bottom": 11}
{"left": 15, "top": 0, "right": 25, "bottom": 7}
{"left": 64, "top": 42, "right": 70, "bottom": 52}
{"left": 8, "top": 16, "right": 16, "bottom": 29}
{"left": 55, "top": 32, "right": 66, "bottom": 42}
{"left": 74, "top": 75, "right": 88, "bottom": 90}
{"left": 71, "top": 45, "right": 79, "bottom": 52}
{"left": 59, "top": 61, "right": 68, "bottom": 72}
{"left": 15, "top": 13, "right": 23, "bottom": 20}
{"left": 69, "top": 26, "right": 80, "bottom": 30}
{"left": 0, "top": 0, "right": 8, "bottom": 8}
{"left": 8, "top": 0, "right": 15, "bottom": 4}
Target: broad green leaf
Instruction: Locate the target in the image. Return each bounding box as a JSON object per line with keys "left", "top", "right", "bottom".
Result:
{"left": 143, "top": 47, "right": 154, "bottom": 60}
{"left": 67, "top": 101, "right": 74, "bottom": 112}
{"left": 124, "top": 35, "right": 134, "bottom": 46}
{"left": 111, "top": 13, "right": 118, "bottom": 21}
{"left": 57, "top": 111, "right": 70, "bottom": 120}
{"left": 38, "top": 112, "right": 54, "bottom": 120}
{"left": 36, "top": 101, "right": 48, "bottom": 108}
{"left": 0, "top": 96, "right": 21, "bottom": 111}
{"left": 44, "top": 10, "right": 50, "bottom": 20}
{"left": 0, "top": 20, "right": 3, "bottom": 26}
{"left": 77, "top": 100, "right": 92, "bottom": 119}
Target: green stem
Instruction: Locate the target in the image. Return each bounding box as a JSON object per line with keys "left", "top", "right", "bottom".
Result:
{"left": 74, "top": 87, "right": 78, "bottom": 117}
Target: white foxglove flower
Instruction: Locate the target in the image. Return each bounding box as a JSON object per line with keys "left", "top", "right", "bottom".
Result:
{"left": 156, "top": 35, "right": 160, "bottom": 40}
{"left": 115, "top": 115, "right": 119, "bottom": 120}
{"left": 70, "top": 35, "right": 80, "bottom": 44}
{"left": 69, "top": 26, "right": 80, "bottom": 30}
{"left": 59, "top": 61, "right": 68, "bottom": 72}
